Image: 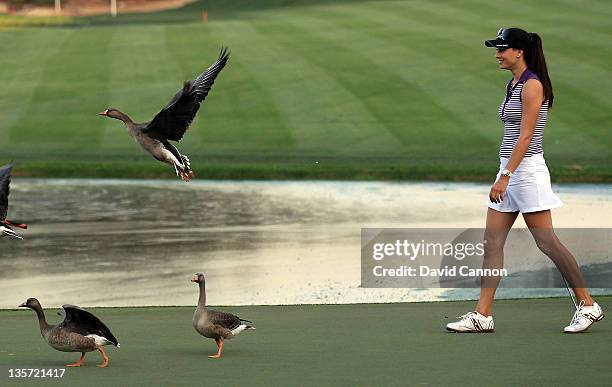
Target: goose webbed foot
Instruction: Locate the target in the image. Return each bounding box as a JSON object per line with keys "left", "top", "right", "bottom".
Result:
{"left": 97, "top": 346, "right": 109, "bottom": 368}
{"left": 66, "top": 352, "right": 86, "bottom": 367}
{"left": 179, "top": 170, "right": 193, "bottom": 182}
{"left": 173, "top": 162, "right": 193, "bottom": 182}
{"left": 208, "top": 339, "right": 224, "bottom": 359}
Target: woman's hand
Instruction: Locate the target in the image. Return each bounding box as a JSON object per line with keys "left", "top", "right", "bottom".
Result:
{"left": 489, "top": 177, "right": 510, "bottom": 203}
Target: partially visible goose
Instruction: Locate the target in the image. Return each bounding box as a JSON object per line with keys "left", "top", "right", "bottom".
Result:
{"left": 0, "top": 163, "right": 27, "bottom": 239}
{"left": 19, "top": 298, "right": 120, "bottom": 367}
{"left": 99, "top": 48, "right": 229, "bottom": 181}
{"left": 191, "top": 273, "right": 255, "bottom": 358}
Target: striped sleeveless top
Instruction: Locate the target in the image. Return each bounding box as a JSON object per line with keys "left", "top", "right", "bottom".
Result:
{"left": 498, "top": 68, "right": 548, "bottom": 157}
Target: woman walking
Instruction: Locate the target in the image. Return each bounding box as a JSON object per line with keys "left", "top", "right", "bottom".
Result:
{"left": 446, "top": 28, "right": 604, "bottom": 333}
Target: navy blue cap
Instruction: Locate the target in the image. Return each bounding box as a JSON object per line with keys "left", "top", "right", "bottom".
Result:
{"left": 485, "top": 28, "right": 531, "bottom": 50}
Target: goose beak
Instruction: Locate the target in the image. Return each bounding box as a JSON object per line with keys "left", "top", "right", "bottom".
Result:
{"left": 99, "top": 110, "right": 109, "bottom": 116}
{"left": 18, "top": 302, "right": 27, "bottom": 307}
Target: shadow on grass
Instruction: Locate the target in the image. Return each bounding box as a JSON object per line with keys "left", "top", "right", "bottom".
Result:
{"left": 5, "top": 156, "right": 610, "bottom": 182}
{"left": 167, "top": 346, "right": 255, "bottom": 359}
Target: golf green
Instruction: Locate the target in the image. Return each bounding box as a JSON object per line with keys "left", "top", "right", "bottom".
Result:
{"left": 1, "top": 297, "right": 610, "bottom": 386}
{"left": 0, "top": 0, "right": 610, "bottom": 181}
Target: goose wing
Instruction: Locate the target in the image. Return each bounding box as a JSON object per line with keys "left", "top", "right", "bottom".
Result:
{"left": 0, "top": 163, "right": 13, "bottom": 221}
{"left": 208, "top": 310, "right": 242, "bottom": 331}
{"left": 59, "top": 305, "right": 119, "bottom": 346}
{"left": 144, "top": 47, "right": 229, "bottom": 142}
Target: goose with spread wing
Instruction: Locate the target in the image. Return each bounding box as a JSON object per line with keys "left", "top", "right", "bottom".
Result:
{"left": 99, "top": 48, "right": 229, "bottom": 181}
{"left": 191, "top": 273, "right": 255, "bottom": 358}
{"left": 0, "top": 163, "right": 28, "bottom": 239}
{"left": 19, "top": 298, "right": 120, "bottom": 368}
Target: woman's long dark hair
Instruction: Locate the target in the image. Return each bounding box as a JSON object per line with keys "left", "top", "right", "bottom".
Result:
{"left": 525, "top": 32, "right": 554, "bottom": 108}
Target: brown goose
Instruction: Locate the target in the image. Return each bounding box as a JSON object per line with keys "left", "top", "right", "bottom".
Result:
{"left": 19, "top": 298, "right": 119, "bottom": 368}
{"left": 99, "top": 48, "right": 229, "bottom": 181}
{"left": 0, "top": 163, "right": 27, "bottom": 239}
{"left": 191, "top": 273, "right": 255, "bottom": 358}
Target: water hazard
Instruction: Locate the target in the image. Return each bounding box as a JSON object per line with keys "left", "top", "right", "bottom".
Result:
{"left": 1, "top": 179, "right": 610, "bottom": 308}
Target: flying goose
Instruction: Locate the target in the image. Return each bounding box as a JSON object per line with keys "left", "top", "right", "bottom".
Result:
{"left": 191, "top": 273, "right": 255, "bottom": 358}
{"left": 0, "top": 163, "right": 27, "bottom": 239}
{"left": 19, "top": 298, "right": 120, "bottom": 368}
{"left": 99, "top": 47, "right": 230, "bottom": 181}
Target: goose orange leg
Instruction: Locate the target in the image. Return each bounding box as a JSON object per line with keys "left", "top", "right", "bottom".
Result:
{"left": 208, "top": 339, "right": 224, "bottom": 359}
{"left": 97, "top": 346, "right": 109, "bottom": 368}
{"left": 173, "top": 162, "right": 191, "bottom": 182}
{"left": 66, "top": 352, "right": 86, "bottom": 367}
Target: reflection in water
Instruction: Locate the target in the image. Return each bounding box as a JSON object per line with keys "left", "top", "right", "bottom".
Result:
{"left": 0, "top": 179, "right": 610, "bottom": 308}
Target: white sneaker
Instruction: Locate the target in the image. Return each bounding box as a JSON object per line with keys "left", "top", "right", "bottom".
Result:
{"left": 446, "top": 311, "right": 494, "bottom": 333}
{"left": 564, "top": 301, "right": 604, "bottom": 333}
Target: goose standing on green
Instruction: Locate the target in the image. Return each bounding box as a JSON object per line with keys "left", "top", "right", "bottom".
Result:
{"left": 19, "top": 298, "right": 119, "bottom": 367}
{"left": 99, "top": 48, "right": 229, "bottom": 181}
{"left": 191, "top": 273, "right": 255, "bottom": 358}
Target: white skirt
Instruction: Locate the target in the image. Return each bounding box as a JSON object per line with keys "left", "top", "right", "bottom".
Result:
{"left": 487, "top": 153, "right": 563, "bottom": 213}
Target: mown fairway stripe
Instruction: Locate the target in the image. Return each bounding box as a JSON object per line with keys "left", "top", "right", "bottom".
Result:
{"left": 279, "top": 5, "right": 497, "bottom": 154}
{"left": 178, "top": 22, "right": 294, "bottom": 150}
{"left": 212, "top": 20, "right": 404, "bottom": 153}
{"left": 10, "top": 29, "right": 113, "bottom": 150}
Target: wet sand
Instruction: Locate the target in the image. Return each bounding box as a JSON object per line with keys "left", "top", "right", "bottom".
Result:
{"left": 0, "top": 180, "right": 610, "bottom": 308}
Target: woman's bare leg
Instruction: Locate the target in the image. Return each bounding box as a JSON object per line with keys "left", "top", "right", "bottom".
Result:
{"left": 522, "top": 210, "right": 594, "bottom": 305}
{"left": 475, "top": 208, "right": 519, "bottom": 316}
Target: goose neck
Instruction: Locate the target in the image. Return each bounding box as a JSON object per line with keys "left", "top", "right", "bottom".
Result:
{"left": 117, "top": 112, "right": 134, "bottom": 125}
{"left": 32, "top": 305, "right": 50, "bottom": 333}
{"left": 198, "top": 282, "right": 207, "bottom": 307}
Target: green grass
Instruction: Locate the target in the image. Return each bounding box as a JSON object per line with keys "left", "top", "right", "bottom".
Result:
{"left": 1, "top": 297, "right": 611, "bottom": 386}
{"left": 0, "top": 0, "right": 610, "bottom": 181}
{"left": 0, "top": 14, "right": 71, "bottom": 28}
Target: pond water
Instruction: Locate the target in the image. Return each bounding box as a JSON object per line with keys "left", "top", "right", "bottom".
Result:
{"left": 1, "top": 179, "right": 610, "bottom": 308}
